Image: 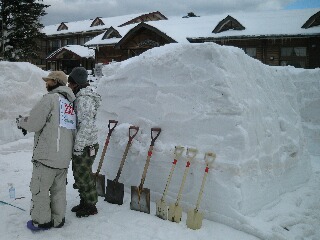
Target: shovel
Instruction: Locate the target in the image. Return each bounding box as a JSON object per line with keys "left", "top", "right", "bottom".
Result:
{"left": 156, "top": 146, "right": 184, "bottom": 220}
{"left": 186, "top": 152, "right": 216, "bottom": 230}
{"left": 105, "top": 126, "right": 139, "bottom": 205}
{"left": 93, "top": 120, "right": 118, "bottom": 197}
{"left": 168, "top": 148, "right": 198, "bottom": 223}
{"left": 130, "top": 127, "right": 161, "bottom": 214}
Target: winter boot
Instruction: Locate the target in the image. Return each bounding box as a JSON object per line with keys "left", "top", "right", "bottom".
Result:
{"left": 27, "top": 220, "right": 52, "bottom": 231}
{"left": 71, "top": 199, "right": 85, "bottom": 212}
{"left": 76, "top": 204, "right": 98, "bottom": 218}
{"left": 54, "top": 218, "right": 65, "bottom": 228}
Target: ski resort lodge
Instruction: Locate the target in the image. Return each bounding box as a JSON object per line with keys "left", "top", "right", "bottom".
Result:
{"left": 37, "top": 9, "right": 320, "bottom": 73}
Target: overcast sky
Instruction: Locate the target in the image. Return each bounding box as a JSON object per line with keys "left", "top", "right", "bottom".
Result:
{"left": 40, "top": 0, "right": 320, "bottom": 26}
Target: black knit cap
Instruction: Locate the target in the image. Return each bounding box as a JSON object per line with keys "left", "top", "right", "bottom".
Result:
{"left": 69, "top": 67, "right": 88, "bottom": 85}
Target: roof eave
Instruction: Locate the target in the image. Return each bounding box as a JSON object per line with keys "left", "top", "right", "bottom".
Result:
{"left": 187, "top": 33, "right": 320, "bottom": 42}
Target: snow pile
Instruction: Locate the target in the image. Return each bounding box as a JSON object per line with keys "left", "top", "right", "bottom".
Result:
{"left": 0, "top": 62, "right": 46, "bottom": 144}
{"left": 289, "top": 68, "right": 320, "bottom": 156}
{"left": 1, "top": 43, "right": 319, "bottom": 239}
{"left": 97, "top": 43, "right": 313, "bottom": 238}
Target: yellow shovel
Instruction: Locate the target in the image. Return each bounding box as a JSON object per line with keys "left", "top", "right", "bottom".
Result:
{"left": 168, "top": 148, "right": 198, "bottom": 223}
{"left": 156, "top": 146, "right": 184, "bottom": 220}
{"left": 186, "top": 152, "right": 216, "bottom": 230}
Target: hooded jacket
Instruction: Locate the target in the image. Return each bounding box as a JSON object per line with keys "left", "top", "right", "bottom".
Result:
{"left": 18, "top": 86, "right": 76, "bottom": 169}
{"left": 73, "top": 86, "right": 101, "bottom": 153}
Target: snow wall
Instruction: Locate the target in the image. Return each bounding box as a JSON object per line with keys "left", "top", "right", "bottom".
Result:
{"left": 291, "top": 69, "right": 320, "bottom": 156}
{"left": 96, "top": 43, "right": 316, "bottom": 239}
{"left": 0, "top": 62, "right": 46, "bottom": 144}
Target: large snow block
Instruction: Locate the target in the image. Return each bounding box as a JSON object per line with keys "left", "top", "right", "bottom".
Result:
{"left": 96, "top": 43, "right": 311, "bottom": 231}
{"left": 291, "top": 69, "right": 320, "bottom": 156}
{"left": 0, "top": 62, "right": 46, "bottom": 144}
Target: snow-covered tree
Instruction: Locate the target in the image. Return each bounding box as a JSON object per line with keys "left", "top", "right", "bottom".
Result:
{"left": 0, "top": 0, "right": 49, "bottom": 61}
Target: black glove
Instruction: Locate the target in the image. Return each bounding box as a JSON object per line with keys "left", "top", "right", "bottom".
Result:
{"left": 16, "top": 115, "right": 27, "bottom": 136}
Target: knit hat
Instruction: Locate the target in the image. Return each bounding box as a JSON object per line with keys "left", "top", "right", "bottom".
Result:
{"left": 69, "top": 67, "right": 88, "bottom": 85}
{"left": 42, "top": 71, "right": 68, "bottom": 86}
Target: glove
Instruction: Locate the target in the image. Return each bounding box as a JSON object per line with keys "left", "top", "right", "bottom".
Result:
{"left": 16, "top": 115, "right": 27, "bottom": 136}
{"left": 16, "top": 115, "right": 23, "bottom": 127}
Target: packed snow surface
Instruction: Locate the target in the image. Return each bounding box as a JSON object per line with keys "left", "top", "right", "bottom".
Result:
{"left": 0, "top": 43, "right": 319, "bottom": 240}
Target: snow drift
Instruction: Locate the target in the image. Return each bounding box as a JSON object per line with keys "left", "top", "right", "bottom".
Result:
{"left": 96, "top": 43, "right": 314, "bottom": 237}
{"left": 0, "top": 62, "right": 46, "bottom": 144}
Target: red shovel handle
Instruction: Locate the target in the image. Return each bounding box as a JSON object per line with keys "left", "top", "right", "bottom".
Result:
{"left": 150, "top": 128, "right": 161, "bottom": 146}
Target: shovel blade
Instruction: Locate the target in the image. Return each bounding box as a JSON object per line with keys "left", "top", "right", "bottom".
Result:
{"left": 168, "top": 203, "right": 183, "bottom": 223}
{"left": 156, "top": 199, "right": 168, "bottom": 220}
{"left": 130, "top": 186, "right": 150, "bottom": 214}
{"left": 93, "top": 173, "right": 105, "bottom": 197}
{"left": 105, "top": 179, "right": 124, "bottom": 205}
{"left": 186, "top": 209, "right": 203, "bottom": 230}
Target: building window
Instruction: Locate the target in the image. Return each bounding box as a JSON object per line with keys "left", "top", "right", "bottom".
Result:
{"left": 280, "top": 47, "right": 307, "bottom": 68}
{"left": 79, "top": 37, "right": 85, "bottom": 45}
{"left": 243, "top": 47, "right": 256, "bottom": 58}
{"left": 51, "top": 40, "right": 61, "bottom": 51}
{"left": 281, "top": 47, "right": 306, "bottom": 57}
{"left": 85, "top": 36, "right": 92, "bottom": 43}
{"left": 68, "top": 38, "right": 76, "bottom": 45}
{"left": 62, "top": 39, "right": 68, "bottom": 46}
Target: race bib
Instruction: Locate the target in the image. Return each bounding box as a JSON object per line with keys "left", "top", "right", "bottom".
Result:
{"left": 59, "top": 97, "right": 76, "bottom": 129}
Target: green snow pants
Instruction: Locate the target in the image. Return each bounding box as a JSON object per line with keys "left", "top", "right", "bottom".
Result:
{"left": 72, "top": 143, "right": 99, "bottom": 205}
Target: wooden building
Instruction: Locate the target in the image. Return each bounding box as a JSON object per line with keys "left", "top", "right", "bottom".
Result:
{"left": 41, "top": 11, "right": 167, "bottom": 73}
{"left": 41, "top": 9, "right": 320, "bottom": 71}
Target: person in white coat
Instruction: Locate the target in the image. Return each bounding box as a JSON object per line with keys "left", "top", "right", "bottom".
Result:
{"left": 67, "top": 67, "right": 101, "bottom": 218}
{"left": 17, "top": 71, "right": 76, "bottom": 229}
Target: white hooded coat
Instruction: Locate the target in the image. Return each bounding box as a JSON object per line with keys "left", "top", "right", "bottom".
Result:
{"left": 18, "top": 86, "right": 76, "bottom": 169}
{"left": 73, "top": 86, "right": 101, "bottom": 153}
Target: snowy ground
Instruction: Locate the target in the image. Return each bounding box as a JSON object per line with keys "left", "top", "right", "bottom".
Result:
{"left": 0, "top": 138, "right": 319, "bottom": 239}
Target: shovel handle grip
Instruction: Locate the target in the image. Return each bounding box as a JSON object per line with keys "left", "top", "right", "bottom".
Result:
{"left": 129, "top": 126, "right": 139, "bottom": 142}
{"left": 204, "top": 152, "right": 216, "bottom": 167}
{"left": 150, "top": 128, "right": 161, "bottom": 146}
{"left": 108, "top": 120, "right": 118, "bottom": 136}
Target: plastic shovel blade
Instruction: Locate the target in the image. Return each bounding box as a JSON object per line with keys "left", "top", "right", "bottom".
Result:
{"left": 104, "top": 179, "right": 124, "bottom": 205}
{"left": 186, "top": 209, "right": 203, "bottom": 230}
{"left": 156, "top": 199, "right": 168, "bottom": 220}
{"left": 168, "top": 203, "right": 183, "bottom": 223}
{"left": 93, "top": 173, "right": 105, "bottom": 197}
{"left": 130, "top": 186, "right": 150, "bottom": 214}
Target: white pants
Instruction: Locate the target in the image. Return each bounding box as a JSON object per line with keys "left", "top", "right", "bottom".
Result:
{"left": 30, "top": 161, "right": 67, "bottom": 227}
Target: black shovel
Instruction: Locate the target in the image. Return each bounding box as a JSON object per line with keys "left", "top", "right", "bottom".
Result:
{"left": 105, "top": 126, "right": 139, "bottom": 205}
{"left": 130, "top": 127, "right": 161, "bottom": 214}
{"left": 93, "top": 120, "right": 118, "bottom": 197}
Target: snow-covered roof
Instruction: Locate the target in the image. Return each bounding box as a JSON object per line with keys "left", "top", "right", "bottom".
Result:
{"left": 85, "top": 24, "right": 138, "bottom": 46}
{"left": 146, "top": 8, "right": 320, "bottom": 42}
{"left": 46, "top": 45, "right": 95, "bottom": 59}
{"left": 42, "top": 12, "right": 152, "bottom": 36}
{"left": 83, "top": 8, "right": 320, "bottom": 46}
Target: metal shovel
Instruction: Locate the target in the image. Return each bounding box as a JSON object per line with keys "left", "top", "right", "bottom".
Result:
{"left": 168, "top": 148, "right": 198, "bottom": 223}
{"left": 93, "top": 120, "right": 118, "bottom": 197}
{"left": 186, "top": 152, "right": 216, "bottom": 230}
{"left": 156, "top": 146, "right": 184, "bottom": 220}
{"left": 105, "top": 126, "right": 139, "bottom": 205}
{"left": 130, "top": 128, "right": 161, "bottom": 214}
